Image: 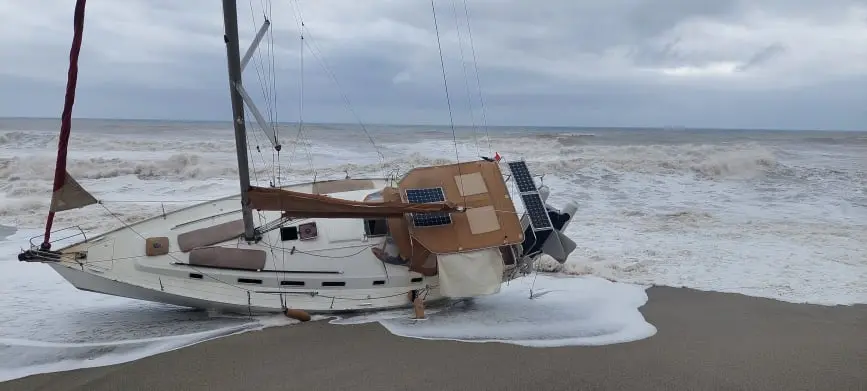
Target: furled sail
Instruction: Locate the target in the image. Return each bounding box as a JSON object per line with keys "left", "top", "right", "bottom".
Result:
{"left": 247, "top": 186, "right": 461, "bottom": 218}
{"left": 42, "top": 0, "right": 88, "bottom": 249}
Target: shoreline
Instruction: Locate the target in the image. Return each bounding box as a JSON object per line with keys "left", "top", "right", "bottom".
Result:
{"left": 3, "top": 286, "right": 865, "bottom": 391}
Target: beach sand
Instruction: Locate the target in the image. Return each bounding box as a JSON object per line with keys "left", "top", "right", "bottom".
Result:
{"left": 3, "top": 286, "right": 865, "bottom": 391}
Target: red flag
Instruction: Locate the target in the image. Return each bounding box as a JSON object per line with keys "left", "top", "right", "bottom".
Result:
{"left": 494, "top": 152, "right": 502, "bottom": 162}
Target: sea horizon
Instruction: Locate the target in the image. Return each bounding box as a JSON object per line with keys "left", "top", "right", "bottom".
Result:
{"left": 1, "top": 116, "right": 863, "bottom": 134}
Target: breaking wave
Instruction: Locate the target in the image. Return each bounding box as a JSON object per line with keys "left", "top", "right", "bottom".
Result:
{"left": 0, "top": 154, "right": 237, "bottom": 182}
{"left": 530, "top": 132, "right": 597, "bottom": 146}
{"left": 519, "top": 142, "right": 780, "bottom": 179}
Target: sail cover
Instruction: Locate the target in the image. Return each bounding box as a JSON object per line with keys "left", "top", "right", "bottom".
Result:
{"left": 42, "top": 0, "right": 88, "bottom": 248}
{"left": 247, "top": 186, "right": 460, "bottom": 218}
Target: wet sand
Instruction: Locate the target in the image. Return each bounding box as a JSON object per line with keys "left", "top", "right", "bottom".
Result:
{"left": 3, "top": 286, "right": 866, "bottom": 391}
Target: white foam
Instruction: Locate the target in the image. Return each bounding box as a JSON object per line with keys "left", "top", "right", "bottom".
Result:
{"left": 333, "top": 274, "right": 656, "bottom": 347}
{"left": 0, "top": 313, "right": 302, "bottom": 383}
{"left": 0, "top": 232, "right": 300, "bottom": 382}
{"left": 0, "top": 325, "right": 251, "bottom": 382}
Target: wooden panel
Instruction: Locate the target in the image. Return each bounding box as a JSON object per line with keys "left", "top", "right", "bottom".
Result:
{"left": 398, "top": 161, "right": 523, "bottom": 254}
{"left": 454, "top": 172, "right": 488, "bottom": 196}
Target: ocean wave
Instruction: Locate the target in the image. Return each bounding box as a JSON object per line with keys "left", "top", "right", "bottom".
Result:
{"left": 802, "top": 135, "right": 867, "bottom": 145}
{"left": 1, "top": 141, "right": 860, "bottom": 210}
{"left": 0, "top": 154, "right": 239, "bottom": 182}
{"left": 519, "top": 142, "right": 780, "bottom": 179}
{"left": 0, "top": 323, "right": 257, "bottom": 382}
{"left": 0, "top": 198, "right": 165, "bottom": 230}
{"left": 530, "top": 132, "right": 597, "bottom": 146}
{"left": 0, "top": 131, "right": 51, "bottom": 147}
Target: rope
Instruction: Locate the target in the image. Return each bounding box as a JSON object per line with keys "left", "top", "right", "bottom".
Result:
{"left": 286, "top": 245, "right": 374, "bottom": 259}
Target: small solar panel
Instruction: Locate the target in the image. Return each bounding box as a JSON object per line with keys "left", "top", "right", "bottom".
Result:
{"left": 507, "top": 161, "right": 537, "bottom": 193}
{"left": 405, "top": 187, "right": 452, "bottom": 227}
{"left": 405, "top": 188, "right": 446, "bottom": 203}
{"left": 412, "top": 212, "right": 452, "bottom": 227}
{"left": 521, "top": 193, "right": 553, "bottom": 231}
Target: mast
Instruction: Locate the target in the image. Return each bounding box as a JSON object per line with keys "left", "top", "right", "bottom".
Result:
{"left": 221, "top": 0, "right": 256, "bottom": 241}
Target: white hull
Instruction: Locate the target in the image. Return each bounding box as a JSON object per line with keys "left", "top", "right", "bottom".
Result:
{"left": 47, "top": 261, "right": 441, "bottom": 314}
{"left": 32, "top": 178, "right": 526, "bottom": 315}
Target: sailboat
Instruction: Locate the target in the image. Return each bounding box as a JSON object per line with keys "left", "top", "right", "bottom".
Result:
{"left": 16, "top": 0, "right": 577, "bottom": 315}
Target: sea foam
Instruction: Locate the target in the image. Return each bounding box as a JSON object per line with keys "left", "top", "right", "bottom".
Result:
{"left": 333, "top": 274, "right": 657, "bottom": 347}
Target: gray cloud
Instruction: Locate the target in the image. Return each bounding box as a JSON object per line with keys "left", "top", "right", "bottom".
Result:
{"left": 736, "top": 43, "right": 787, "bottom": 72}
{"left": 1, "top": 0, "right": 866, "bottom": 130}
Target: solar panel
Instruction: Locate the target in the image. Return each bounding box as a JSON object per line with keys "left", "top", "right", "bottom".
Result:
{"left": 521, "top": 193, "right": 553, "bottom": 230}
{"left": 507, "top": 161, "right": 537, "bottom": 193}
{"left": 405, "top": 187, "right": 452, "bottom": 227}
{"left": 412, "top": 212, "right": 452, "bottom": 227}
{"left": 405, "top": 188, "right": 446, "bottom": 203}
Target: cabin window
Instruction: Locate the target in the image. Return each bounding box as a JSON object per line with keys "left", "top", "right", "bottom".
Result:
{"left": 373, "top": 280, "right": 385, "bottom": 286}
{"left": 281, "top": 280, "right": 305, "bottom": 286}
{"left": 280, "top": 226, "right": 299, "bottom": 241}
{"left": 364, "top": 218, "right": 389, "bottom": 237}
{"left": 411, "top": 277, "right": 423, "bottom": 283}
{"left": 322, "top": 281, "right": 346, "bottom": 287}
{"left": 238, "top": 278, "right": 263, "bottom": 284}
{"left": 189, "top": 273, "right": 203, "bottom": 279}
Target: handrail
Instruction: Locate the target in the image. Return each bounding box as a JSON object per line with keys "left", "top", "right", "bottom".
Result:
{"left": 28, "top": 225, "right": 88, "bottom": 250}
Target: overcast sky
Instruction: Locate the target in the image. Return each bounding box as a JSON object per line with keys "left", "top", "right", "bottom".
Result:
{"left": 1, "top": 0, "right": 866, "bottom": 130}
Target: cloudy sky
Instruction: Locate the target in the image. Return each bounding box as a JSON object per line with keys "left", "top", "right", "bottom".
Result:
{"left": 1, "top": 0, "right": 866, "bottom": 130}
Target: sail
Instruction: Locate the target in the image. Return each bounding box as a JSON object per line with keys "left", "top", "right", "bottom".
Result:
{"left": 247, "top": 186, "right": 461, "bottom": 218}
{"left": 49, "top": 172, "right": 97, "bottom": 212}
{"left": 42, "top": 0, "right": 88, "bottom": 249}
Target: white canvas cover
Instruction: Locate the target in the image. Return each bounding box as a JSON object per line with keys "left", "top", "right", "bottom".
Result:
{"left": 436, "top": 248, "right": 504, "bottom": 298}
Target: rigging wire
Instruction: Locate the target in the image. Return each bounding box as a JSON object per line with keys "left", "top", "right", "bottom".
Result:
{"left": 246, "top": 2, "right": 272, "bottom": 121}
{"left": 245, "top": 0, "right": 277, "bottom": 187}
{"left": 450, "top": 0, "right": 480, "bottom": 158}
{"left": 245, "top": 0, "right": 286, "bottom": 298}
{"left": 460, "top": 0, "right": 493, "bottom": 156}
{"left": 430, "top": 0, "right": 460, "bottom": 165}
{"left": 430, "top": 0, "right": 468, "bottom": 219}
{"left": 290, "top": 0, "right": 386, "bottom": 177}
{"left": 265, "top": 0, "right": 280, "bottom": 187}
{"left": 284, "top": 0, "right": 317, "bottom": 181}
